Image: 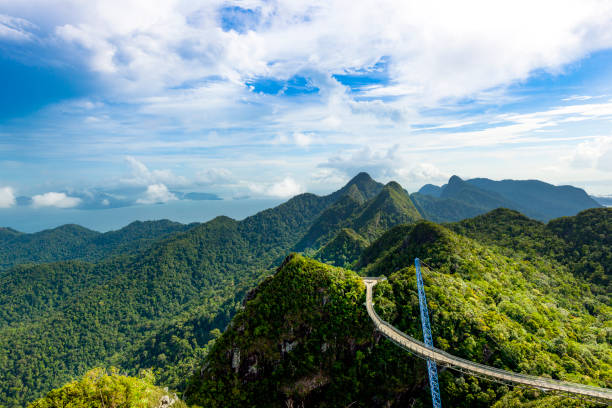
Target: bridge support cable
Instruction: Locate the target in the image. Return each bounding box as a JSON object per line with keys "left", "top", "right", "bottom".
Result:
{"left": 415, "top": 258, "right": 442, "bottom": 408}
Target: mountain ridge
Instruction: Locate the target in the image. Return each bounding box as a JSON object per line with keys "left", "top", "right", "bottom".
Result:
{"left": 186, "top": 212, "right": 611, "bottom": 407}
{"left": 415, "top": 175, "right": 601, "bottom": 222}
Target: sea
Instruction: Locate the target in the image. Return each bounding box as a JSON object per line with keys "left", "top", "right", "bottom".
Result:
{"left": 0, "top": 198, "right": 285, "bottom": 233}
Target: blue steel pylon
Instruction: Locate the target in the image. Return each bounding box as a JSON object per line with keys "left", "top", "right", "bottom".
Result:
{"left": 415, "top": 258, "right": 442, "bottom": 408}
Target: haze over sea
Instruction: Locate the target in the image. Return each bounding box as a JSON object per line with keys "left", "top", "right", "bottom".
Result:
{"left": 0, "top": 198, "right": 283, "bottom": 233}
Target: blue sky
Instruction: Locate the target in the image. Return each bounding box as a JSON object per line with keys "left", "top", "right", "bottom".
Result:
{"left": 1, "top": 0, "right": 612, "bottom": 212}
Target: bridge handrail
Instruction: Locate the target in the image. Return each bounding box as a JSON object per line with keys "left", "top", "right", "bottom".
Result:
{"left": 370, "top": 302, "right": 607, "bottom": 392}
{"left": 364, "top": 281, "right": 612, "bottom": 401}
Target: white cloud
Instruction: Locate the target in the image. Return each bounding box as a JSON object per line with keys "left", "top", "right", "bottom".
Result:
{"left": 321, "top": 146, "right": 399, "bottom": 179}
{"left": 271, "top": 132, "right": 315, "bottom": 147}
{"left": 136, "top": 184, "right": 178, "bottom": 204}
{"left": 565, "top": 136, "right": 612, "bottom": 170}
{"left": 267, "top": 177, "right": 305, "bottom": 198}
{"left": 196, "top": 168, "right": 233, "bottom": 185}
{"left": 0, "top": 186, "right": 16, "bottom": 208}
{"left": 0, "top": 14, "right": 35, "bottom": 41}
{"left": 5, "top": 0, "right": 612, "bottom": 102}
{"left": 396, "top": 163, "right": 448, "bottom": 183}
{"left": 248, "top": 176, "right": 305, "bottom": 198}
{"left": 121, "top": 156, "right": 188, "bottom": 187}
{"left": 3, "top": 0, "right": 612, "bottom": 196}
{"left": 292, "top": 132, "right": 313, "bottom": 147}
{"left": 32, "top": 192, "right": 82, "bottom": 208}
{"left": 320, "top": 146, "right": 449, "bottom": 190}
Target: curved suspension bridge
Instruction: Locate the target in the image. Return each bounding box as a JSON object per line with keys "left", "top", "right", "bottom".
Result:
{"left": 363, "top": 267, "right": 612, "bottom": 406}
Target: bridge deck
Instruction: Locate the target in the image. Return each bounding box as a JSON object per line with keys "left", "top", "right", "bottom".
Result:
{"left": 363, "top": 279, "right": 612, "bottom": 404}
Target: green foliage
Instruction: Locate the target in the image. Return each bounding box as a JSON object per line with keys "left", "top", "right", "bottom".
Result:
{"left": 0, "top": 182, "right": 344, "bottom": 407}
{"left": 314, "top": 228, "right": 368, "bottom": 268}
{"left": 411, "top": 192, "right": 491, "bottom": 223}
{"left": 186, "top": 254, "right": 429, "bottom": 407}
{"left": 1, "top": 174, "right": 608, "bottom": 408}
{"left": 449, "top": 207, "right": 611, "bottom": 293}
{"left": 547, "top": 208, "right": 611, "bottom": 291}
{"left": 0, "top": 220, "right": 193, "bottom": 269}
{"left": 188, "top": 213, "right": 610, "bottom": 407}
{"left": 27, "top": 368, "right": 188, "bottom": 408}
{"left": 411, "top": 175, "right": 518, "bottom": 223}
{"left": 296, "top": 181, "right": 421, "bottom": 252}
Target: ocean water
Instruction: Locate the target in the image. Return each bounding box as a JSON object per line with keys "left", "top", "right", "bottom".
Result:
{"left": 0, "top": 199, "right": 284, "bottom": 233}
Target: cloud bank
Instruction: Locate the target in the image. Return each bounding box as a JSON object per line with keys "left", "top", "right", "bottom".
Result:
{"left": 136, "top": 184, "right": 178, "bottom": 204}
{"left": 0, "top": 187, "right": 16, "bottom": 208}
{"left": 1, "top": 1, "right": 612, "bottom": 196}
{"left": 32, "top": 192, "right": 82, "bottom": 208}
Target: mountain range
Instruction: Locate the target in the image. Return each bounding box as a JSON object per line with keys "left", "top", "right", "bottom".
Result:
{"left": 412, "top": 175, "right": 601, "bottom": 222}
{"left": 186, "top": 208, "right": 610, "bottom": 407}
{"left": 0, "top": 173, "right": 608, "bottom": 407}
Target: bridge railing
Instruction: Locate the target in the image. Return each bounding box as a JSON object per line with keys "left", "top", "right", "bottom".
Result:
{"left": 365, "top": 283, "right": 612, "bottom": 400}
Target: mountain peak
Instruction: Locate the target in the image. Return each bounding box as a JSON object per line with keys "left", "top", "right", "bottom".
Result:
{"left": 384, "top": 180, "right": 403, "bottom": 191}
{"left": 352, "top": 171, "right": 374, "bottom": 182}
{"left": 330, "top": 172, "right": 384, "bottom": 203}
{"left": 448, "top": 175, "right": 464, "bottom": 184}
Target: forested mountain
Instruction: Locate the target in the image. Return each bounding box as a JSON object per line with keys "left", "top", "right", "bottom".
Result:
{"left": 467, "top": 177, "right": 601, "bottom": 219}
{"left": 0, "top": 220, "right": 195, "bottom": 269}
{"left": 414, "top": 175, "right": 601, "bottom": 222}
{"left": 295, "top": 181, "right": 421, "bottom": 252}
{"left": 1, "top": 173, "right": 609, "bottom": 407}
{"left": 0, "top": 173, "right": 391, "bottom": 407}
{"left": 187, "top": 215, "right": 610, "bottom": 407}
{"left": 314, "top": 228, "right": 369, "bottom": 268}
{"left": 449, "top": 207, "right": 611, "bottom": 293}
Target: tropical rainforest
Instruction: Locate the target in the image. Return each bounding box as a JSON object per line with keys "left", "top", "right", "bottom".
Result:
{"left": 0, "top": 173, "right": 608, "bottom": 407}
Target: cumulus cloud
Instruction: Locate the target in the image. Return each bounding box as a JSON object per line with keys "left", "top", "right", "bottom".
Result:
{"left": 196, "top": 168, "right": 233, "bottom": 185}
{"left": 565, "top": 136, "right": 612, "bottom": 170}
{"left": 136, "top": 184, "right": 178, "bottom": 204}
{"left": 272, "top": 132, "right": 315, "bottom": 147}
{"left": 5, "top": 0, "right": 612, "bottom": 102}
{"left": 321, "top": 146, "right": 400, "bottom": 179}
{"left": 396, "top": 163, "right": 449, "bottom": 183}
{"left": 0, "top": 186, "right": 16, "bottom": 208}
{"left": 267, "top": 177, "right": 305, "bottom": 198}
{"left": 320, "top": 146, "right": 448, "bottom": 188}
{"left": 248, "top": 177, "right": 305, "bottom": 198}
{"left": 2, "top": 1, "right": 612, "bottom": 196}
{"left": 32, "top": 192, "right": 82, "bottom": 208}
{"left": 121, "top": 156, "right": 188, "bottom": 187}
{"left": 292, "top": 132, "right": 313, "bottom": 147}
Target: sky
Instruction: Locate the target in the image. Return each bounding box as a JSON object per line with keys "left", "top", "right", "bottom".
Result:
{"left": 1, "top": 0, "right": 612, "bottom": 213}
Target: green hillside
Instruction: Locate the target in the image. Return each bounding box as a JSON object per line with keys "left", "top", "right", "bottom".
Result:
{"left": 546, "top": 208, "right": 611, "bottom": 292}
{"left": 314, "top": 228, "right": 369, "bottom": 268}
{"left": 295, "top": 181, "right": 422, "bottom": 252}
{"left": 0, "top": 220, "right": 194, "bottom": 269}
{"left": 449, "top": 207, "right": 611, "bottom": 293}
{"left": 1, "top": 174, "right": 609, "bottom": 407}
{"left": 411, "top": 192, "right": 485, "bottom": 223}
{"left": 28, "top": 368, "right": 188, "bottom": 408}
{"left": 0, "top": 177, "right": 365, "bottom": 407}
{"left": 187, "top": 217, "right": 610, "bottom": 407}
